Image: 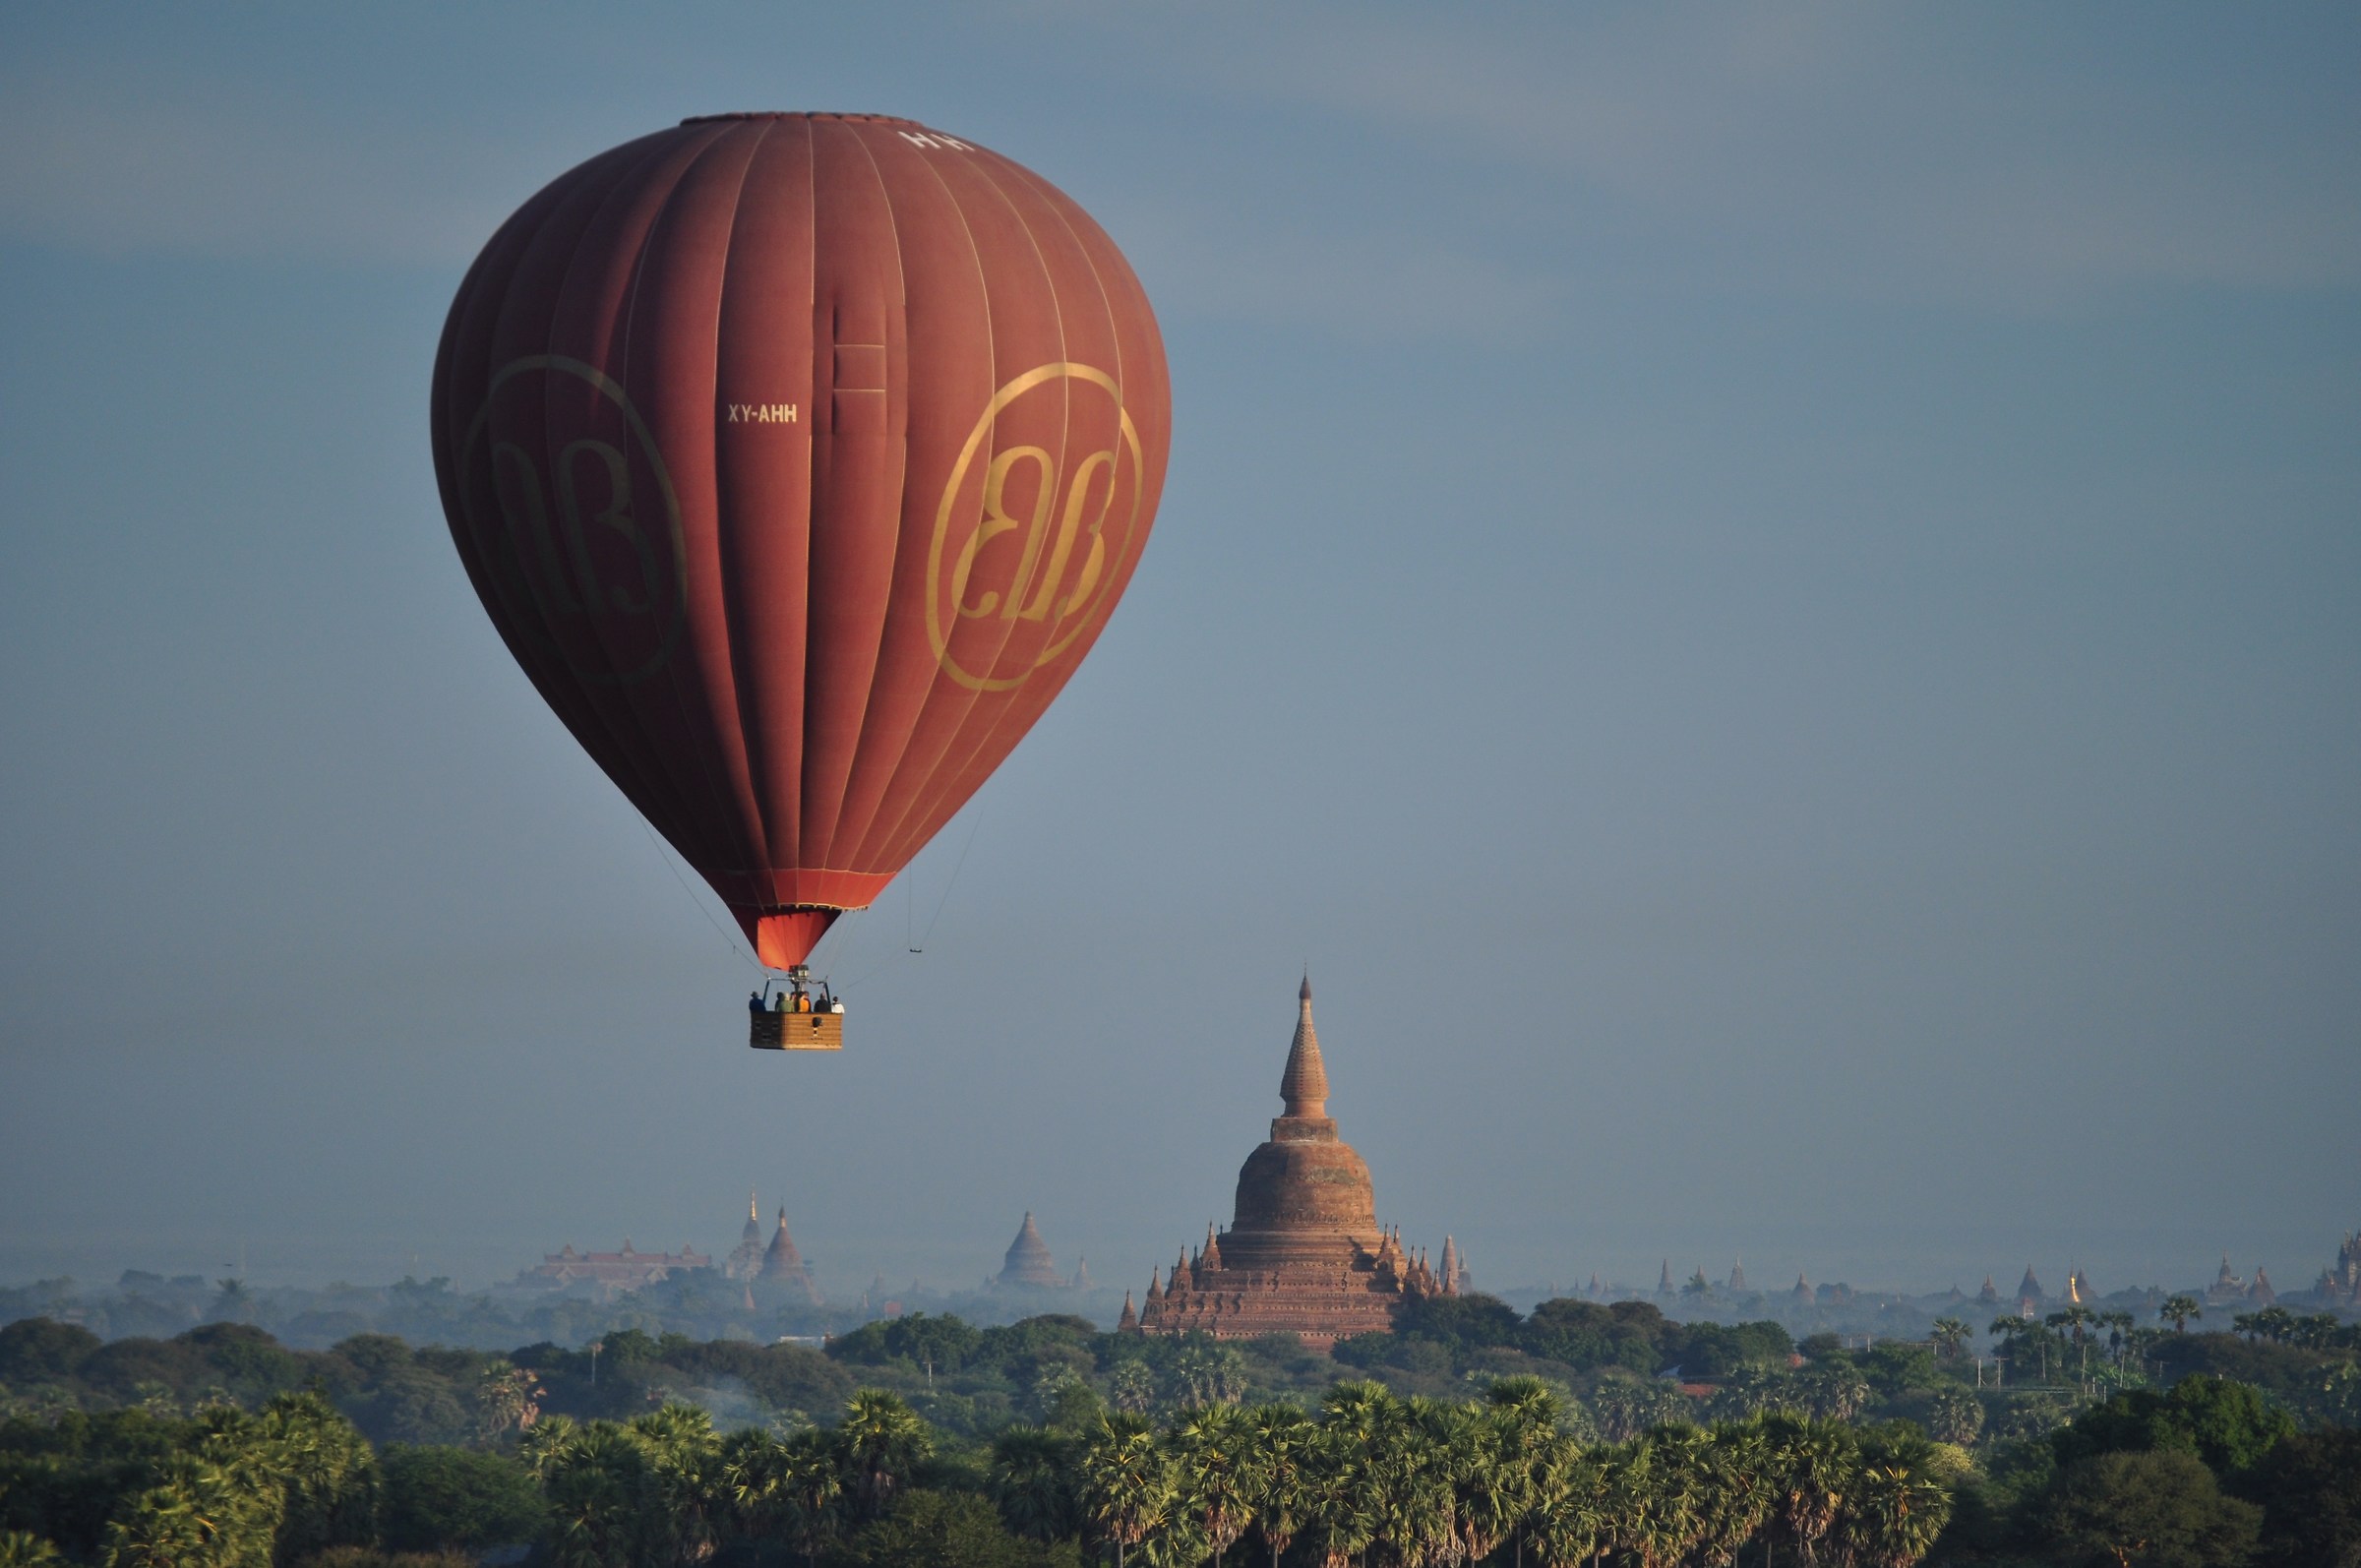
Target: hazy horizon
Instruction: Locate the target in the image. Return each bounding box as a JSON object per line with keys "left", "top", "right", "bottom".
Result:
{"left": 4, "top": 4, "right": 2355, "bottom": 1316}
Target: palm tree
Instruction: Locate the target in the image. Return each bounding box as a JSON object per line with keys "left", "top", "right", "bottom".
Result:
{"left": 1485, "top": 1374, "right": 1563, "bottom": 1440}
{"left": 1838, "top": 1461, "right": 1951, "bottom": 1568}
{"left": 479, "top": 1364, "right": 547, "bottom": 1442}
{"left": 1442, "top": 1402, "right": 1534, "bottom": 1568}
{"left": 723, "top": 1429, "right": 839, "bottom": 1568}
{"left": 1364, "top": 1406, "right": 1454, "bottom": 1568}
{"left": 1080, "top": 1415, "right": 1173, "bottom": 1568}
{"left": 1168, "top": 1400, "right": 1258, "bottom": 1567}
{"left": 1762, "top": 1416, "right": 1856, "bottom": 1567}
{"left": 1985, "top": 1316, "right": 2034, "bottom": 1385}
{"left": 1109, "top": 1360, "right": 1159, "bottom": 1415}
{"left": 255, "top": 1391, "right": 378, "bottom": 1561}
{"left": 99, "top": 1462, "right": 240, "bottom": 1568}
{"left": 1525, "top": 1438, "right": 1607, "bottom": 1568}
{"left": 1302, "top": 1424, "right": 1378, "bottom": 1568}
{"left": 2046, "top": 1306, "right": 2097, "bottom": 1383}
{"left": 1589, "top": 1375, "right": 1689, "bottom": 1443}
{"left": 988, "top": 1423, "right": 1080, "bottom": 1542}
{"left": 1598, "top": 1439, "right": 1688, "bottom": 1568}
{"left": 2157, "top": 1294, "right": 2203, "bottom": 1333}
{"left": 2238, "top": 1303, "right": 2294, "bottom": 1341}
{"left": 0, "top": 1537, "right": 61, "bottom": 1568}
{"left": 519, "top": 1414, "right": 582, "bottom": 1479}
{"left": 1695, "top": 1421, "right": 1775, "bottom": 1566}
{"left": 831, "top": 1390, "right": 932, "bottom": 1524}
{"left": 630, "top": 1406, "right": 724, "bottom": 1568}
{"left": 1318, "top": 1379, "right": 1403, "bottom": 1445}
{"left": 2097, "top": 1310, "right": 2136, "bottom": 1367}
{"left": 1797, "top": 1361, "right": 1870, "bottom": 1423}
{"left": 1920, "top": 1386, "right": 1983, "bottom": 1446}
{"left": 1927, "top": 1318, "right": 1971, "bottom": 1361}
{"left": 1243, "top": 1403, "right": 1313, "bottom": 1568}
{"left": 1709, "top": 1365, "right": 1799, "bottom": 1424}
{"left": 1169, "top": 1341, "right": 1249, "bottom": 1410}
{"left": 542, "top": 1421, "right": 660, "bottom": 1568}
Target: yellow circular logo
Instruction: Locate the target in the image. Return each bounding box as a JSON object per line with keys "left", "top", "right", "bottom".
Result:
{"left": 458, "top": 355, "right": 690, "bottom": 687}
{"left": 927, "top": 363, "right": 1145, "bottom": 693}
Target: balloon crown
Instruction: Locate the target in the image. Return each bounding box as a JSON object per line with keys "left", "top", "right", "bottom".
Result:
{"left": 680, "top": 111, "right": 922, "bottom": 126}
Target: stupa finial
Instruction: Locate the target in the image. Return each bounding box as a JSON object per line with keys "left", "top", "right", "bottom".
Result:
{"left": 1280, "top": 977, "right": 1329, "bottom": 1117}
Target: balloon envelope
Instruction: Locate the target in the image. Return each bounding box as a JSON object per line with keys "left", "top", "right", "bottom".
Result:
{"left": 431, "top": 114, "right": 1169, "bottom": 968}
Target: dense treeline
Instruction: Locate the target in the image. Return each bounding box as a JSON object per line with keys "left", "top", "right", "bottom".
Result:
{"left": 5, "top": 1369, "right": 2358, "bottom": 1566}
{"left": 4, "top": 1306, "right": 2359, "bottom": 1566}
{"left": 0, "top": 1374, "right": 1962, "bottom": 1567}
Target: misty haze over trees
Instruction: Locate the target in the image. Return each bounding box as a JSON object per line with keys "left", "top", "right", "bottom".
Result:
{"left": 5, "top": 1284, "right": 2360, "bottom": 1565}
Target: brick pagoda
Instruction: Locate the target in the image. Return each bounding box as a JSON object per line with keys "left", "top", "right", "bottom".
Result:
{"left": 1124, "top": 979, "right": 1463, "bottom": 1348}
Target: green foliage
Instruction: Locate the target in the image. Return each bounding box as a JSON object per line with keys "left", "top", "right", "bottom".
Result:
{"left": 834, "top": 1391, "right": 934, "bottom": 1524}
{"left": 1586, "top": 1373, "right": 1692, "bottom": 1442}
{"left": 1333, "top": 1295, "right": 1795, "bottom": 1391}
{"left": 986, "top": 1424, "right": 1079, "bottom": 1541}
{"left": 833, "top": 1487, "right": 1080, "bottom": 1568}
{"left": 1518, "top": 1299, "right": 1671, "bottom": 1376}
{"left": 2039, "top": 1449, "right": 2261, "bottom": 1567}
{"left": 2253, "top": 1426, "right": 2361, "bottom": 1568}
{"left": 0, "top": 1532, "right": 62, "bottom": 1568}
{"left": 647, "top": 1339, "right": 852, "bottom": 1418}
{"left": 300, "top": 1549, "right": 474, "bottom": 1568}
{"left": 826, "top": 1315, "right": 984, "bottom": 1378}
{"left": 2149, "top": 1328, "right": 2355, "bottom": 1408}
{"left": 85, "top": 1393, "right": 377, "bottom": 1568}
{"left": 0, "top": 1325, "right": 101, "bottom": 1390}
{"left": 377, "top": 1447, "right": 544, "bottom": 1551}
{"left": 1911, "top": 1384, "right": 1984, "bottom": 1446}
{"left": 2054, "top": 1374, "right": 2297, "bottom": 1480}
{"left": 4, "top": 1306, "right": 2354, "bottom": 1568}
{"left": 1857, "top": 1341, "right": 1940, "bottom": 1398}
{"left": 538, "top": 1422, "right": 660, "bottom": 1568}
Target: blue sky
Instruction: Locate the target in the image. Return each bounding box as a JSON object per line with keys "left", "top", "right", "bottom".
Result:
{"left": 2, "top": 3, "right": 2355, "bottom": 1299}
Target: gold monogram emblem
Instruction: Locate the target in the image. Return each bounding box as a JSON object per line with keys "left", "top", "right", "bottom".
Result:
{"left": 927, "top": 363, "right": 1145, "bottom": 692}
{"left": 458, "top": 356, "right": 690, "bottom": 686}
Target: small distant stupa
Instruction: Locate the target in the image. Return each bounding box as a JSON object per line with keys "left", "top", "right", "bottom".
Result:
{"left": 759, "top": 1206, "right": 820, "bottom": 1305}
{"left": 1440, "top": 1236, "right": 1471, "bottom": 1297}
{"left": 724, "top": 1191, "right": 766, "bottom": 1281}
{"left": 999, "top": 1212, "right": 1066, "bottom": 1289}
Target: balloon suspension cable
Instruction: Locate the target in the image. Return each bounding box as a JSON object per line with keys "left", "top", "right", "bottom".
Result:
{"left": 810, "top": 904, "right": 867, "bottom": 985}
{"left": 911, "top": 804, "right": 985, "bottom": 953}
{"left": 639, "top": 820, "right": 763, "bottom": 973}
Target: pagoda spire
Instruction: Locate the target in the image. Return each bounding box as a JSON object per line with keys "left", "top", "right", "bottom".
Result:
{"left": 1280, "top": 976, "right": 1329, "bottom": 1118}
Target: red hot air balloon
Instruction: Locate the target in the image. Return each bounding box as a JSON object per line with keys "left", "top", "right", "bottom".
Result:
{"left": 431, "top": 113, "right": 1170, "bottom": 989}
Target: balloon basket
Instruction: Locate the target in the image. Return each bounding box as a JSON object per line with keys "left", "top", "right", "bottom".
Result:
{"left": 750, "top": 1010, "right": 842, "bottom": 1052}
{"left": 750, "top": 966, "right": 844, "bottom": 1051}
